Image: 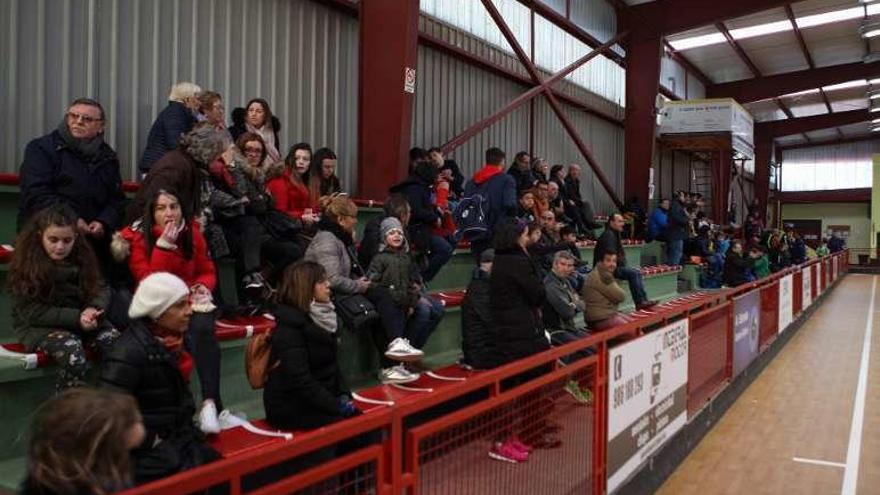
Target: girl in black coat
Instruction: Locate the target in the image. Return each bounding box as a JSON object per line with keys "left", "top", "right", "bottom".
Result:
{"left": 490, "top": 218, "right": 549, "bottom": 365}
{"left": 264, "top": 261, "right": 357, "bottom": 431}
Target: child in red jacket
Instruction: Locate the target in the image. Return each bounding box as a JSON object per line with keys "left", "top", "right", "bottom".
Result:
{"left": 112, "top": 188, "right": 228, "bottom": 434}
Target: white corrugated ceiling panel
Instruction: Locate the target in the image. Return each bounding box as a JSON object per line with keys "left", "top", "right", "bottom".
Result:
{"left": 738, "top": 31, "right": 809, "bottom": 76}
{"left": 799, "top": 17, "right": 865, "bottom": 67}
{"left": 674, "top": 42, "right": 753, "bottom": 83}
{"left": 838, "top": 122, "right": 872, "bottom": 137}
{"left": 775, "top": 135, "right": 807, "bottom": 146}
{"left": 830, "top": 97, "right": 868, "bottom": 113}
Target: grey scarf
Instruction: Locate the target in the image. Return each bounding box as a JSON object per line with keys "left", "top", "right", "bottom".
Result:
{"left": 57, "top": 120, "right": 104, "bottom": 162}
{"left": 309, "top": 301, "right": 338, "bottom": 334}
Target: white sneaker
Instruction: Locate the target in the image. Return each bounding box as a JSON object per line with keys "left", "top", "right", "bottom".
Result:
{"left": 198, "top": 400, "right": 221, "bottom": 434}
{"left": 218, "top": 409, "right": 247, "bottom": 430}
{"left": 380, "top": 365, "right": 420, "bottom": 384}
{"left": 384, "top": 338, "right": 425, "bottom": 362}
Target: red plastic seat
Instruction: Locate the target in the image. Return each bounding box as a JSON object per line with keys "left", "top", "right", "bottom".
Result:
{"left": 432, "top": 290, "right": 466, "bottom": 307}
{"left": 0, "top": 244, "right": 14, "bottom": 264}
{"left": 208, "top": 419, "right": 298, "bottom": 458}
{"left": 214, "top": 315, "right": 276, "bottom": 341}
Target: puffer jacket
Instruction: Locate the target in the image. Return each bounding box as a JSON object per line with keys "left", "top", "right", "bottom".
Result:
{"left": 366, "top": 248, "right": 420, "bottom": 308}
{"left": 461, "top": 268, "right": 500, "bottom": 369}
{"left": 18, "top": 130, "right": 125, "bottom": 231}
{"left": 12, "top": 261, "right": 112, "bottom": 350}
{"left": 490, "top": 247, "right": 549, "bottom": 364}
{"left": 264, "top": 304, "right": 347, "bottom": 430}
{"left": 139, "top": 101, "right": 196, "bottom": 174}
{"left": 582, "top": 265, "right": 626, "bottom": 323}
{"left": 100, "top": 321, "right": 198, "bottom": 447}
{"left": 304, "top": 221, "right": 362, "bottom": 295}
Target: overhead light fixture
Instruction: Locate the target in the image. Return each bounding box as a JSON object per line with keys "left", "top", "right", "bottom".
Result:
{"left": 860, "top": 20, "right": 880, "bottom": 38}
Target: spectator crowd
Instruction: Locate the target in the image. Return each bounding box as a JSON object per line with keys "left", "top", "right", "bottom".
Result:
{"left": 8, "top": 83, "right": 847, "bottom": 493}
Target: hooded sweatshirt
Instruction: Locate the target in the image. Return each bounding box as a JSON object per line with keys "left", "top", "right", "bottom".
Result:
{"left": 465, "top": 164, "right": 517, "bottom": 231}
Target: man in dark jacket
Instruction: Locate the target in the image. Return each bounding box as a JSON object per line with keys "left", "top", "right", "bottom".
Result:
{"left": 139, "top": 82, "right": 201, "bottom": 175}
{"left": 563, "top": 164, "right": 601, "bottom": 233}
{"left": 723, "top": 240, "right": 756, "bottom": 287}
{"left": 388, "top": 162, "right": 453, "bottom": 283}
{"left": 429, "top": 147, "right": 465, "bottom": 198}
{"left": 18, "top": 98, "right": 126, "bottom": 245}
{"left": 665, "top": 190, "right": 690, "bottom": 265}
{"left": 594, "top": 213, "right": 657, "bottom": 310}
{"left": 461, "top": 249, "right": 500, "bottom": 369}
{"left": 507, "top": 151, "right": 538, "bottom": 192}
{"left": 463, "top": 147, "right": 518, "bottom": 261}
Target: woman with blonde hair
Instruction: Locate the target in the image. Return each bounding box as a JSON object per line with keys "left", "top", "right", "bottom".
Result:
{"left": 304, "top": 195, "right": 419, "bottom": 384}
{"left": 22, "top": 388, "right": 145, "bottom": 495}
{"left": 139, "top": 82, "right": 203, "bottom": 174}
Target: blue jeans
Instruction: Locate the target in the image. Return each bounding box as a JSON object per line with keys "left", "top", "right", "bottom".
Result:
{"left": 666, "top": 239, "right": 684, "bottom": 265}
{"left": 406, "top": 296, "right": 445, "bottom": 349}
{"left": 615, "top": 265, "right": 648, "bottom": 304}
{"left": 423, "top": 234, "right": 454, "bottom": 283}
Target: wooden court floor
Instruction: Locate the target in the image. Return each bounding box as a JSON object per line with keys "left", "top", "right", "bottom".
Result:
{"left": 657, "top": 274, "right": 880, "bottom": 495}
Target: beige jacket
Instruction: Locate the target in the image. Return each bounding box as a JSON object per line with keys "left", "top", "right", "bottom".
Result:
{"left": 582, "top": 265, "right": 626, "bottom": 323}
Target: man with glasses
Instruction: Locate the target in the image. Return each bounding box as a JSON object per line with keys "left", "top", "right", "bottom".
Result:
{"left": 19, "top": 98, "right": 125, "bottom": 244}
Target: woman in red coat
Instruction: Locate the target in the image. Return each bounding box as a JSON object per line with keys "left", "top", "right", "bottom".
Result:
{"left": 112, "top": 187, "right": 227, "bottom": 434}
{"left": 266, "top": 143, "right": 320, "bottom": 227}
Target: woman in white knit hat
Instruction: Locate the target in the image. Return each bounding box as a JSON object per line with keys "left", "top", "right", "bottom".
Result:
{"left": 100, "top": 272, "right": 220, "bottom": 485}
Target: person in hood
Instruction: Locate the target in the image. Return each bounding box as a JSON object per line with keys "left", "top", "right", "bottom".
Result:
{"left": 464, "top": 147, "right": 518, "bottom": 261}
{"left": 366, "top": 217, "right": 442, "bottom": 355}
{"left": 140, "top": 82, "right": 201, "bottom": 174}
{"left": 228, "top": 98, "right": 281, "bottom": 167}
{"left": 389, "top": 161, "right": 453, "bottom": 282}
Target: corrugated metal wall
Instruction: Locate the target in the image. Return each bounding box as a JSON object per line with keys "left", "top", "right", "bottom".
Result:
{"left": 660, "top": 52, "right": 706, "bottom": 100}
{"left": 0, "top": 0, "right": 359, "bottom": 185}
{"left": 412, "top": 44, "right": 531, "bottom": 177}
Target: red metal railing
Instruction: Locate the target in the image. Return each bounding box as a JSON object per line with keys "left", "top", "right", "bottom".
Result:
{"left": 120, "top": 251, "right": 848, "bottom": 495}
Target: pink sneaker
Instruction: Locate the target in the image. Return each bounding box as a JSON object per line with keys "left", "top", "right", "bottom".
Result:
{"left": 509, "top": 438, "right": 533, "bottom": 454}
{"left": 489, "top": 440, "right": 529, "bottom": 463}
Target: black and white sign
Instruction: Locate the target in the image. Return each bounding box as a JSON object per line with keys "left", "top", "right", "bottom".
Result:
{"left": 607, "top": 320, "right": 689, "bottom": 493}
{"left": 778, "top": 274, "right": 793, "bottom": 333}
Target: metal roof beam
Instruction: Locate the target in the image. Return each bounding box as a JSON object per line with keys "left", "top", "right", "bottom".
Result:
{"left": 627, "top": 0, "right": 790, "bottom": 37}
{"left": 707, "top": 61, "right": 880, "bottom": 103}
{"left": 784, "top": 3, "right": 814, "bottom": 70}
{"left": 757, "top": 109, "right": 870, "bottom": 137}
{"left": 716, "top": 21, "right": 762, "bottom": 78}
{"left": 663, "top": 40, "right": 713, "bottom": 87}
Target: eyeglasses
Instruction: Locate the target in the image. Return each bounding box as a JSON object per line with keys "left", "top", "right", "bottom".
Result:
{"left": 67, "top": 111, "right": 102, "bottom": 124}
{"left": 244, "top": 146, "right": 263, "bottom": 154}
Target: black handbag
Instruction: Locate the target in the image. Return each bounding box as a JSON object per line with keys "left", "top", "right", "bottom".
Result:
{"left": 333, "top": 293, "right": 379, "bottom": 333}
{"left": 262, "top": 208, "right": 302, "bottom": 241}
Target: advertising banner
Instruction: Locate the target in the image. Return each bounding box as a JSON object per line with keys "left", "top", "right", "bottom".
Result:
{"left": 802, "top": 266, "right": 812, "bottom": 309}
{"left": 733, "top": 290, "right": 761, "bottom": 377}
{"left": 778, "top": 274, "right": 794, "bottom": 333}
{"left": 607, "top": 320, "right": 689, "bottom": 493}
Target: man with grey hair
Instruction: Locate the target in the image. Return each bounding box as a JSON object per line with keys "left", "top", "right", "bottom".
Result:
{"left": 19, "top": 97, "right": 125, "bottom": 241}
{"left": 542, "top": 250, "right": 586, "bottom": 335}
{"left": 139, "top": 81, "right": 203, "bottom": 174}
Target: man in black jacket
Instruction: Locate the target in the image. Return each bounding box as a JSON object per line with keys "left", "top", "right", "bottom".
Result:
{"left": 461, "top": 249, "right": 500, "bottom": 369}
{"left": 563, "top": 164, "right": 601, "bottom": 234}
{"left": 666, "top": 190, "right": 690, "bottom": 265}
{"left": 723, "top": 240, "right": 757, "bottom": 287}
{"left": 507, "top": 151, "right": 538, "bottom": 192}
{"left": 388, "top": 162, "right": 453, "bottom": 282}
{"left": 594, "top": 214, "right": 657, "bottom": 310}
{"left": 19, "top": 98, "right": 126, "bottom": 237}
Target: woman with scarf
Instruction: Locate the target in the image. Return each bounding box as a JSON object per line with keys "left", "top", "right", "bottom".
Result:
{"left": 229, "top": 98, "right": 282, "bottom": 168}
{"left": 264, "top": 261, "right": 357, "bottom": 430}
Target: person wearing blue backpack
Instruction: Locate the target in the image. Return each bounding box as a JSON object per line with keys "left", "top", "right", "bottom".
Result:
{"left": 454, "top": 147, "right": 517, "bottom": 262}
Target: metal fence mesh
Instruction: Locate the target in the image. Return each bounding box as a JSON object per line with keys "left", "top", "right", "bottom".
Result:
{"left": 417, "top": 368, "right": 594, "bottom": 495}
{"left": 687, "top": 308, "right": 729, "bottom": 415}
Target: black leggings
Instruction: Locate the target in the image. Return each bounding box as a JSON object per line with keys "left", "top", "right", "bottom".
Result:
{"left": 185, "top": 312, "right": 223, "bottom": 410}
